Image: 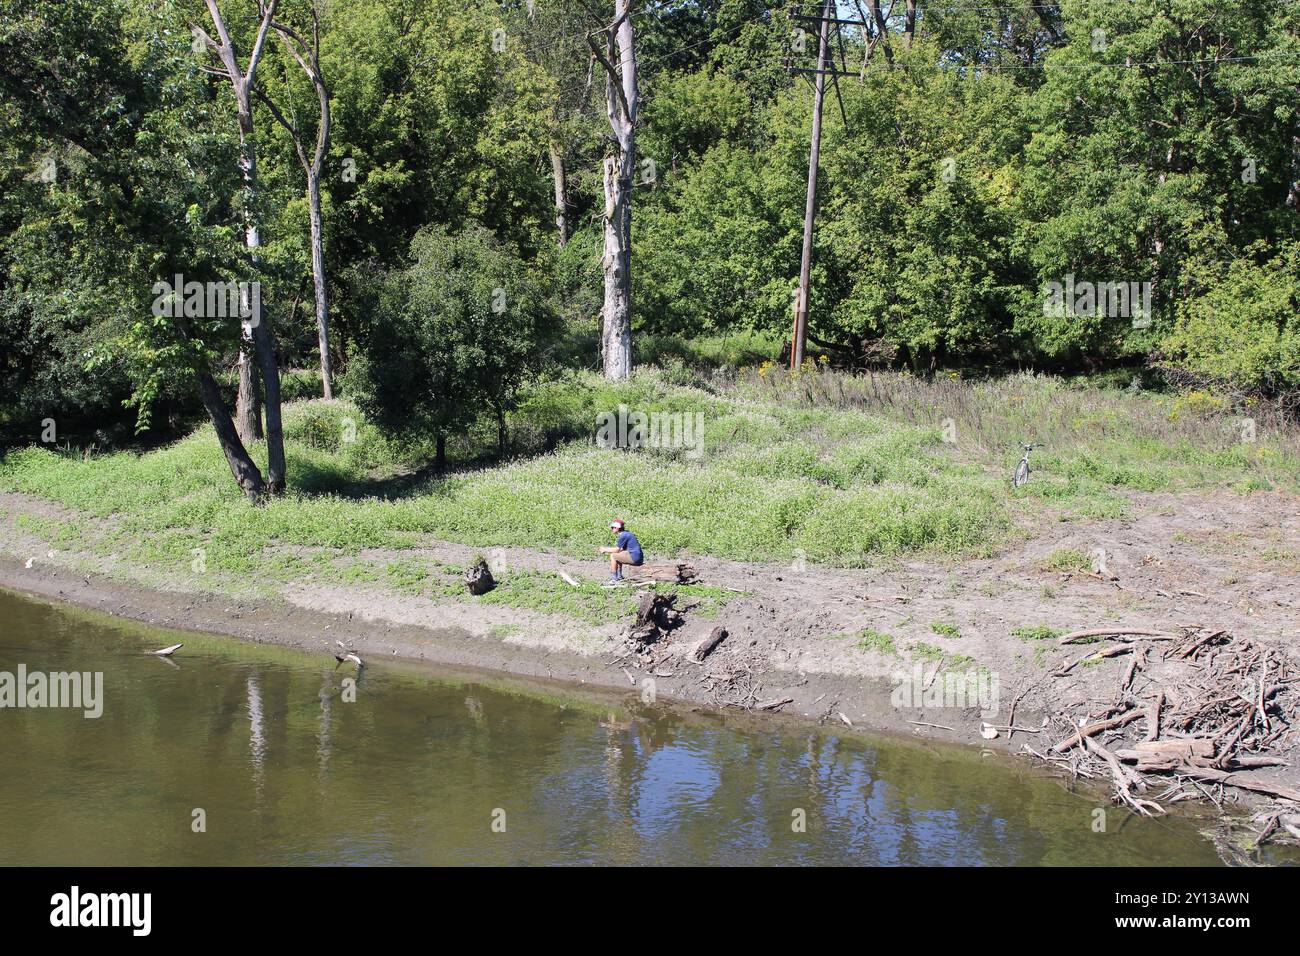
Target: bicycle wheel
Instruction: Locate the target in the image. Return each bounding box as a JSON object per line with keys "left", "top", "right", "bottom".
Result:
{"left": 1013, "top": 459, "right": 1030, "bottom": 487}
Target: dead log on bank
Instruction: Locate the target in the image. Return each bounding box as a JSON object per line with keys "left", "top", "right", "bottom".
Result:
{"left": 1024, "top": 625, "right": 1300, "bottom": 848}
{"left": 694, "top": 626, "right": 728, "bottom": 662}
{"left": 623, "top": 561, "right": 698, "bottom": 585}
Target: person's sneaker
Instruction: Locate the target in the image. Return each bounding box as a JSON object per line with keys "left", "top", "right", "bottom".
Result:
{"left": 603, "top": 574, "right": 623, "bottom": 588}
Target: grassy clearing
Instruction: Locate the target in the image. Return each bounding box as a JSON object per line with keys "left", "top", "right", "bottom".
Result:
{"left": 740, "top": 366, "right": 1300, "bottom": 499}
{"left": 2, "top": 367, "right": 1295, "bottom": 603}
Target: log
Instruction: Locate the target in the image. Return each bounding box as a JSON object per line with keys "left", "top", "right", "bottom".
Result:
{"left": 1085, "top": 737, "right": 1163, "bottom": 815}
{"left": 1057, "top": 627, "right": 1172, "bottom": 645}
{"left": 1116, "top": 738, "right": 1215, "bottom": 772}
{"left": 1051, "top": 706, "right": 1145, "bottom": 753}
{"left": 1174, "top": 766, "right": 1300, "bottom": 803}
{"left": 1053, "top": 643, "right": 1132, "bottom": 676}
{"left": 623, "top": 561, "right": 698, "bottom": 584}
{"left": 1175, "top": 629, "right": 1228, "bottom": 659}
{"left": 693, "top": 626, "right": 728, "bottom": 662}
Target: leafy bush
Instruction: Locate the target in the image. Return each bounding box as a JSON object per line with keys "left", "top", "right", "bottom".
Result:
{"left": 1161, "top": 244, "right": 1300, "bottom": 398}
{"left": 348, "top": 225, "right": 558, "bottom": 460}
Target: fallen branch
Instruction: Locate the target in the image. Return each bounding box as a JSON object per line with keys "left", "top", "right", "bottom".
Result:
{"left": 1058, "top": 627, "right": 1173, "bottom": 645}
{"left": 693, "top": 626, "right": 728, "bottom": 662}
{"left": 1053, "top": 643, "right": 1132, "bottom": 676}
{"left": 1086, "top": 736, "right": 1164, "bottom": 816}
{"left": 1051, "top": 707, "right": 1145, "bottom": 753}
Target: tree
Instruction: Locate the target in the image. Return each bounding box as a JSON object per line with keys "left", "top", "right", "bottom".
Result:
{"left": 0, "top": 0, "right": 274, "bottom": 498}
{"left": 257, "top": 0, "right": 335, "bottom": 399}
{"left": 348, "top": 225, "right": 556, "bottom": 468}
{"left": 587, "top": 0, "right": 639, "bottom": 380}
{"left": 513, "top": 0, "right": 598, "bottom": 249}
{"left": 194, "top": 0, "right": 288, "bottom": 493}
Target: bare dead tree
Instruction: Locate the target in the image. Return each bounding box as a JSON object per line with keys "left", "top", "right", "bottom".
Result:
{"left": 852, "top": 0, "right": 896, "bottom": 73}
{"left": 256, "top": 3, "right": 334, "bottom": 400}
{"left": 586, "top": 0, "right": 638, "bottom": 380}
{"left": 194, "top": 0, "right": 288, "bottom": 495}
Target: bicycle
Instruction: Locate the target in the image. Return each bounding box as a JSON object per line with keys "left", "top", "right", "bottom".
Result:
{"left": 1013, "top": 442, "right": 1042, "bottom": 487}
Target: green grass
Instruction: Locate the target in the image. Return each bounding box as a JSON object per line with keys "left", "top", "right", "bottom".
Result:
{"left": 910, "top": 641, "right": 946, "bottom": 662}
{"left": 1037, "top": 548, "right": 1091, "bottom": 573}
{"left": 3, "top": 367, "right": 1296, "bottom": 614}
{"left": 1013, "top": 624, "right": 1063, "bottom": 642}
{"left": 854, "top": 629, "right": 898, "bottom": 655}
{"left": 0, "top": 377, "right": 1012, "bottom": 573}
{"left": 929, "top": 621, "right": 962, "bottom": 639}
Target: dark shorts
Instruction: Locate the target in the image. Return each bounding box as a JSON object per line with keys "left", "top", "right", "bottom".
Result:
{"left": 612, "top": 550, "right": 644, "bottom": 567}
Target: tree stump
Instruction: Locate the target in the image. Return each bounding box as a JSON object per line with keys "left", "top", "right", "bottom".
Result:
{"left": 465, "top": 558, "right": 496, "bottom": 595}
{"left": 628, "top": 592, "right": 684, "bottom": 649}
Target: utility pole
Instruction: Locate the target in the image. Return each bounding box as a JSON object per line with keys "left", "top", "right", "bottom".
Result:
{"left": 790, "top": 0, "right": 833, "bottom": 370}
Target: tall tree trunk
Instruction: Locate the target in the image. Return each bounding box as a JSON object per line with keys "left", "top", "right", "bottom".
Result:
{"left": 863, "top": 0, "right": 894, "bottom": 71}
{"left": 549, "top": 140, "right": 570, "bottom": 246}
{"left": 237, "top": 107, "right": 287, "bottom": 494}
{"left": 252, "top": 318, "right": 286, "bottom": 493}
{"left": 234, "top": 108, "right": 262, "bottom": 436}
{"left": 307, "top": 170, "right": 333, "bottom": 398}
{"left": 267, "top": 8, "right": 334, "bottom": 400}
{"left": 600, "top": 154, "right": 633, "bottom": 378}
{"left": 904, "top": 0, "right": 916, "bottom": 47}
{"left": 197, "top": 0, "right": 287, "bottom": 494}
{"left": 589, "top": 1, "right": 638, "bottom": 380}
{"left": 197, "top": 368, "right": 265, "bottom": 501}
{"left": 235, "top": 344, "right": 262, "bottom": 443}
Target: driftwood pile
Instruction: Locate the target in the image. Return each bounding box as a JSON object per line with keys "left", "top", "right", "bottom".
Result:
{"left": 1020, "top": 625, "right": 1300, "bottom": 839}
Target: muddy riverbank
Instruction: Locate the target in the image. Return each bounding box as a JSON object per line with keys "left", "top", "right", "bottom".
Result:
{"left": 2, "top": 485, "right": 1299, "bottom": 843}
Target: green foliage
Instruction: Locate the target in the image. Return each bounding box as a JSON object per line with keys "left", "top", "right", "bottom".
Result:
{"left": 348, "top": 224, "right": 557, "bottom": 446}
{"left": 1162, "top": 243, "right": 1300, "bottom": 394}
{"left": 1013, "top": 624, "right": 1063, "bottom": 642}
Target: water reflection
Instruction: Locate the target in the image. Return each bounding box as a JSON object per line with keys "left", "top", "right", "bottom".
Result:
{"left": 0, "top": 588, "right": 1227, "bottom": 866}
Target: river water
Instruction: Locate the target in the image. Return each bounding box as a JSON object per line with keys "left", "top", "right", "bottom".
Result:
{"left": 0, "top": 587, "right": 1225, "bottom": 865}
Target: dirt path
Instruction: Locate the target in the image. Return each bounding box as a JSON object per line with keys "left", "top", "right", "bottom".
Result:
{"left": 2, "top": 488, "right": 1297, "bottom": 788}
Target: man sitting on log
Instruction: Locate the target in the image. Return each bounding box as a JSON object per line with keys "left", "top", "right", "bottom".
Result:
{"left": 600, "top": 519, "right": 643, "bottom": 587}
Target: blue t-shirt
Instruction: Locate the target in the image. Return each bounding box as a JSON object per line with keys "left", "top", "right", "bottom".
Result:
{"left": 616, "top": 531, "right": 643, "bottom": 564}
